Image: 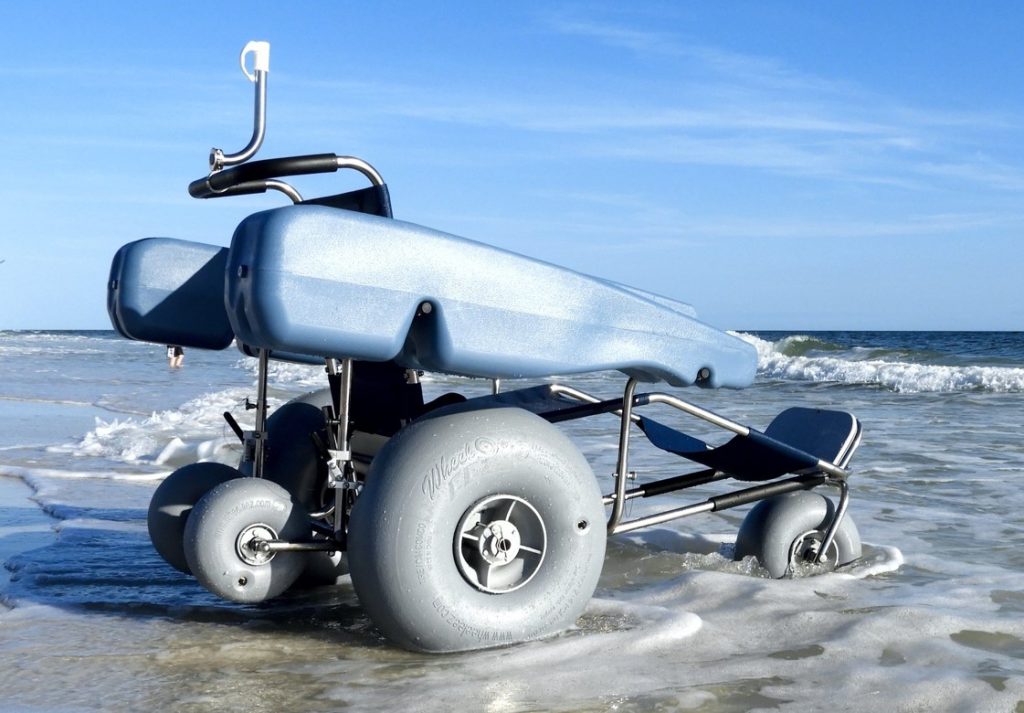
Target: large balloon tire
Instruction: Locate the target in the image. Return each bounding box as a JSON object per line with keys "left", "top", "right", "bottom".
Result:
{"left": 262, "top": 391, "right": 331, "bottom": 512}
{"left": 147, "top": 462, "right": 240, "bottom": 574}
{"left": 347, "top": 407, "right": 607, "bottom": 653}
{"left": 734, "top": 491, "right": 862, "bottom": 578}
{"left": 262, "top": 390, "right": 349, "bottom": 586}
{"left": 184, "top": 478, "right": 308, "bottom": 603}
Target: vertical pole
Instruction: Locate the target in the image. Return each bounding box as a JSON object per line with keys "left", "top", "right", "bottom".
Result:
{"left": 326, "top": 358, "right": 354, "bottom": 538}
{"left": 608, "top": 378, "right": 639, "bottom": 533}
{"left": 253, "top": 347, "right": 270, "bottom": 478}
{"left": 815, "top": 478, "right": 850, "bottom": 565}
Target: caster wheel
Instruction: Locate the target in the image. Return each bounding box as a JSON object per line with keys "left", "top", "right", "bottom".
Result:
{"left": 347, "top": 407, "right": 607, "bottom": 652}
{"left": 734, "top": 491, "right": 861, "bottom": 578}
{"left": 184, "top": 478, "right": 307, "bottom": 603}
{"left": 147, "top": 462, "right": 239, "bottom": 574}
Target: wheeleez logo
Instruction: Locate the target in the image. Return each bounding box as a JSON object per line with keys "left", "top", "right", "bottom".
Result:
{"left": 421, "top": 437, "right": 497, "bottom": 501}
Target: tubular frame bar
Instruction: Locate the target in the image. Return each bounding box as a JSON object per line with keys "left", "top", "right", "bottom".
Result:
{"left": 610, "top": 473, "right": 826, "bottom": 535}
{"left": 256, "top": 538, "right": 344, "bottom": 554}
{"left": 252, "top": 347, "right": 270, "bottom": 478}
{"left": 549, "top": 383, "right": 643, "bottom": 424}
{"left": 325, "top": 358, "right": 355, "bottom": 539}
{"left": 336, "top": 156, "right": 385, "bottom": 187}
{"left": 211, "top": 65, "right": 267, "bottom": 170}
{"left": 607, "top": 378, "right": 640, "bottom": 532}
{"left": 265, "top": 179, "right": 303, "bottom": 203}
{"left": 597, "top": 380, "right": 851, "bottom": 534}
{"left": 601, "top": 468, "right": 731, "bottom": 505}
{"left": 815, "top": 477, "right": 850, "bottom": 564}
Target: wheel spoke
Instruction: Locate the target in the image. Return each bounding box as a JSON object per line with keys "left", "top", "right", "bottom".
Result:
{"left": 455, "top": 493, "right": 548, "bottom": 594}
{"left": 477, "top": 561, "right": 495, "bottom": 589}
{"left": 502, "top": 500, "right": 517, "bottom": 520}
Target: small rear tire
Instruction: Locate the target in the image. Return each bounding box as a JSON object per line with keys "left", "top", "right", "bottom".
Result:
{"left": 734, "top": 491, "right": 861, "bottom": 578}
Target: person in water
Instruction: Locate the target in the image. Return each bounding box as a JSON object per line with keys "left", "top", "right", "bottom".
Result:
{"left": 166, "top": 345, "right": 184, "bottom": 368}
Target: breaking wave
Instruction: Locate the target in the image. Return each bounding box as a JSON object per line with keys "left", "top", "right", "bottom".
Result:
{"left": 737, "top": 333, "right": 1024, "bottom": 393}
{"left": 53, "top": 387, "right": 257, "bottom": 467}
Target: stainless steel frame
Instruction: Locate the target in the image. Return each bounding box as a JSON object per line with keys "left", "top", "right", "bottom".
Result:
{"left": 325, "top": 358, "right": 356, "bottom": 539}
{"left": 550, "top": 379, "right": 854, "bottom": 565}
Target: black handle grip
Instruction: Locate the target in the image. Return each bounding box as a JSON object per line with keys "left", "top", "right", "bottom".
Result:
{"left": 191, "top": 179, "right": 272, "bottom": 199}
{"left": 189, "top": 153, "right": 339, "bottom": 199}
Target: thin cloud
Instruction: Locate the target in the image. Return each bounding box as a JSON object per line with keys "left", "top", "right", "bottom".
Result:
{"left": 546, "top": 17, "right": 686, "bottom": 57}
{"left": 299, "top": 78, "right": 1020, "bottom": 191}
{"left": 587, "top": 211, "right": 1024, "bottom": 253}
{"left": 917, "top": 159, "right": 1024, "bottom": 192}
{"left": 545, "top": 14, "right": 848, "bottom": 95}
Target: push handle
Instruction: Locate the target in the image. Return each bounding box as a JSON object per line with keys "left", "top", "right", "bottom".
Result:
{"left": 189, "top": 154, "right": 385, "bottom": 199}
{"left": 190, "top": 154, "right": 341, "bottom": 198}
{"left": 190, "top": 42, "right": 387, "bottom": 202}
{"left": 209, "top": 40, "right": 271, "bottom": 171}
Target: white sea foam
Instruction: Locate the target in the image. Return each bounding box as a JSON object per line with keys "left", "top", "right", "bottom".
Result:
{"left": 3, "top": 330, "right": 1024, "bottom": 712}
{"left": 238, "top": 356, "right": 326, "bottom": 390}
{"left": 736, "top": 332, "right": 1024, "bottom": 393}
{"left": 54, "top": 386, "right": 259, "bottom": 466}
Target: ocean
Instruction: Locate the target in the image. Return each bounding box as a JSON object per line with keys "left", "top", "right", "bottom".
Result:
{"left": 1, "top": 329, "right": 1022, "bottom": 712}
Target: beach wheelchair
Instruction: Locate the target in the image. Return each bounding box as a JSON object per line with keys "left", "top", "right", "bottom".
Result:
{"left": 107, "top": 42, "right": 862, "bottom": 652}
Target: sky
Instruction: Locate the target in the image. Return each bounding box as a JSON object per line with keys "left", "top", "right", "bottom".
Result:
{"left": 1, "top": 1, "right": 1022, "bottom": 331}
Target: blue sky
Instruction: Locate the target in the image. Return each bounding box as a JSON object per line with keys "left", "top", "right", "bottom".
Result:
{"left": 1, "top": 1, "right": 1022, "bottom": 330}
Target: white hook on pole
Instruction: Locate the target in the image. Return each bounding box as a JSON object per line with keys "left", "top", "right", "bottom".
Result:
{"left": 240, "top": 40, "right": 271, "bottom": 82}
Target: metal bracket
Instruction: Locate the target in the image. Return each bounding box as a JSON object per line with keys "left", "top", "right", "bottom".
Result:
{"left": 324, "top": 358, "right": 356, "bottom": 539}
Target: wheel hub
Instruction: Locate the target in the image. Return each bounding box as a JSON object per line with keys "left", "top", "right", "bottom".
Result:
{"left": 455, "top": 494, "right": 547, "bottom": 594}
{"left": 475, "top": 520, "right": 523, "bottom": 565}
{"left": 236, "top": 523, "right": 278, "bottom": 566}
{"left": 788, "top": 530, "right": 838, "bottom": 574}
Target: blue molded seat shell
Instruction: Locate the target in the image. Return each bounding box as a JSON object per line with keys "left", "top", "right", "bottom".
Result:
{"left": 107, "top": 238, "right": 234, "bottom": 350}
{"left": 225, "top": 206, "right": 757, "bottom": 388}
{"left": 107, "top": 237, "right": 323, "bottom": 364}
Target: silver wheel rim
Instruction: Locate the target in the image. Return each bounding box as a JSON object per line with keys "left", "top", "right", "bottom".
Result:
{"left": 236, "top": 523, "right": 277, "bottom": 566}
{"left": 455, "top": 494, "right": 547, "bottom": 593}
{"left": 787, "top": 529, "right": 838, "bottom": 574}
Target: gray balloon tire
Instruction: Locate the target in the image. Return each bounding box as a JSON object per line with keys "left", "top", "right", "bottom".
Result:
{"left": 147, "top": 462, "right": 239, "bottom": 574}
{"left": 183, "top": 478, "right": 308, "bottom": 603}
{"left": 347, "top": 407, "right": 607, "bottom": 653}
{"left": 734, "top": 491, "right": 862, "bottom": 578}
{"left": 262, "top": 390, "right": 349, "bottom": 586}
{"left": 262, "top": 390, "right": 332, "bottom": 512}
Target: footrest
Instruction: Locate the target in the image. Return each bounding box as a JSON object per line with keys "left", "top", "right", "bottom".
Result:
{"left": 640, "top": 407, "right": 861, "bottom": 481}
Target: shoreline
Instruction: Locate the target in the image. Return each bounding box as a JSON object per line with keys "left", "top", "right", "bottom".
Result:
{"left": 0, "top": 474, "right": 58, "bottom": 596}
